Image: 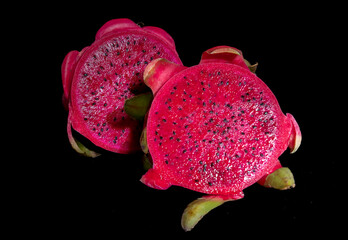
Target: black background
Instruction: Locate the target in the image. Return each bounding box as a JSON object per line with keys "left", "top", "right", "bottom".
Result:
{"left": 15, "top": 2, "right": 343, "bottom": 237}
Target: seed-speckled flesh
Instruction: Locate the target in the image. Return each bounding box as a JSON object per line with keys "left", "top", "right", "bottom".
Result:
{"left": 70, "top": 29, "right": 181, "bottom": 154}
{"left": 145, "top": 63, "right": 292, "bottom": 195}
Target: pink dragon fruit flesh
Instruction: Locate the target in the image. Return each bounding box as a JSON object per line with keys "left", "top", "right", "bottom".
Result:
{"left": 62, "top": 18, "right": 182, "bottom": 155}
{"left": 139, "top": 46, "right": 302, "bottom": 231}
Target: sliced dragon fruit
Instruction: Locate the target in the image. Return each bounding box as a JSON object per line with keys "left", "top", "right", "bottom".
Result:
{"left": 139, "top": 46, "right": 301, "bottom": 230}
{"left": 61, "top": 18, "right": 182, "bottom": 155}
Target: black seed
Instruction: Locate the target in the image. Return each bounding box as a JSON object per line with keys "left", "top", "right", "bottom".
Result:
{"left": 162, "top": 119, "right": 167, "bottom": 122}
{"left": 104, "top": 103, "right": 107, "bottom": 107}
{"left": 165, "top": 160, "right": 168, "bottom": 164}
{"left": 208, "top": 182, "right": 213, "bottom": 186}
{"left": 83, "top": 73, "right": 88, "bottom": 77}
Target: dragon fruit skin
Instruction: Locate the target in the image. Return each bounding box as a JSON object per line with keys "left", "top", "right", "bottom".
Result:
{"left": 62, "top": 19, "right": 182, "bottom": 155}
{"left": 140, "top": 46, "right": 301, "bottom": 230}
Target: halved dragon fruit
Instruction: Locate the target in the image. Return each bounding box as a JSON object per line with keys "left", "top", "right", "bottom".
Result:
{"left": 139, "top": 46, "right": 302, "bottom": 231}
{"left": 62, "top": 18, "right": 182, "bottom": 155}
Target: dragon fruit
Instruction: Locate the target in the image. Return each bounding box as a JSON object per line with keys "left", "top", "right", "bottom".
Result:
{"left": 62, "top": 18, "right": 182, "bottom": 155}
{"left": 139, "top": 46, "right": 301, "bottom": 231}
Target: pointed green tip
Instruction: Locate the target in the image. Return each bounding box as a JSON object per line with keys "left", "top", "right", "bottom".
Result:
{"left": 124, "top": 92, "right": 153, "bottom": 121}
{"left": 67, "top": 120, "right": 100, "bottom": 158}
{"left": 264, "top": 167, "right": 295, "bottom": 190}
{"left": 181, "top": 196, "right": 225, "bottom": 232}
{"left": 75, "top": 139, "right": 101, "bottom": 158}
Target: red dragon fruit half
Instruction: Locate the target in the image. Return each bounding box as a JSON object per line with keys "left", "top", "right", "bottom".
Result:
{"left": 61, "top": 19, "right": 182, "bottom": 155}
{"left": 139, "top": 46, "right": 302, "bottom": 231}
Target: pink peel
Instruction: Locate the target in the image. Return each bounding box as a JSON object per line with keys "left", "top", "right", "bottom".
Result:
{"left": 95, "top": 18, "right": 140, "bottom": 40}
{"left": 143, "top": 26, "right": 176, "bottom": 50}
{"left": 61, "top": 50, "right": 79, "bottom": 110}
{"left": 144, "top": 58, "right": 187, "bottom": 96}
{"left": 200, "top": 45, "right": 250, "bottom": 70}
{"left": 140, "top": 168, "right": 171, "bottom": 190}
{"left": 286, "top": 113, "right": 302, "bottom": 154}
